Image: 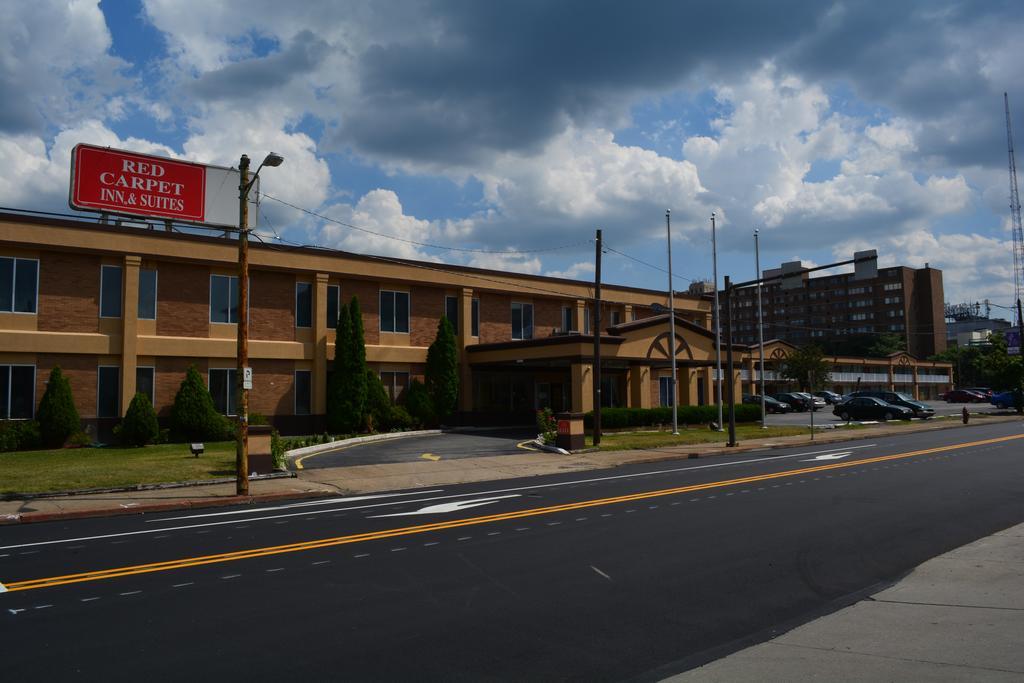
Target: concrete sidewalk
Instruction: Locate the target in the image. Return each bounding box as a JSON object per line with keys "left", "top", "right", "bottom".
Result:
{"left": 668, "top": 522, "right": 1024, "bottom": 682}
{"left": 2, "top": 415, "right": 1019, "bottom": 524}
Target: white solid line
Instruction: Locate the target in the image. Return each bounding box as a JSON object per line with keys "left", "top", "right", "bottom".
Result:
{"left": 423, "top": 542, "right": 439, "bottom": 547}
{"left": 148, "top": 490, "right": 446, "bottom": 523}
{"left": 34, "top": 604, "right": 53, "bottom": 609}
{"left": 119, "top": 591, "right": 141, "bottom": 596}
{"left": 265, "top": 568, "right": 284, "bottom": 573}
{"left": 172, "top": 582, "right": 193, "bottom": 588}
{"left": 80, "top": 597, "right": 100, "bottom": 602}
{"left": 390, "top": 547, "right": 406, "bottom": 552}
{"left": 591, "top": 565, "right": 612, "bottom": 581}
{"left": 457, "top": 536, "right": 471, "bottom": 541}
{"left": 354, "top": 553, "right": 370, "bottom": 558}
{"left": 311, "top": 560, "right": 331, "bottom": 565}
{"left": 221, "top": 575, "right": 240, "bottom": 580}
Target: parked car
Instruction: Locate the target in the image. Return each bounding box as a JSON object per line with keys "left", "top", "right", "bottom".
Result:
{"left": 771, "top": 392, "right": 811, "bottom": 411}
{"left": 847, "top": 390, "right": 935, "bottom": 418}
{"left": 834, "top": 396, "right": 914, "bottom": 421}
{"left": 942, "top": 389, "right": 986, "bottom": 403}
{"left": 966, "top": 387, "right": 993, "bottom": 399}
{"left": 814, "top": 390, "right": 844, "bottom": 405}
{"left": 743, "top": 394, "right": 792, "bottom": 413}
{"left": 990, "top": 390, "right": 1017, "bottom": 409}
{"left": 795, "top": 392, "right": 827, "bottom": 411}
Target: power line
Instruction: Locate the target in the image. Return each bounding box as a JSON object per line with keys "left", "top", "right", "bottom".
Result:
{"left": 262, "top": 193, "right": 592, "bottom": 255}
{"left": 603, "top": 244, "right": 697, "bottom": 285}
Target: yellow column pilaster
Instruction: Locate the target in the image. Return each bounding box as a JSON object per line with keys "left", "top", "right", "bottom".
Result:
{"left": 313, "top": 273, "right": 329, "bottom": 414}
{"left": 120, "top": 255, "right": 141, "bottom": 416}
{"left": 459, "top": 287, "right": 474, "bottom": 411}
{"left": 572, "top": 362, "right": 593, "bottom": 412}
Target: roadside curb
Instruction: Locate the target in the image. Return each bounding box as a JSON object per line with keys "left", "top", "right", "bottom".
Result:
{"left": 285, "top": 429, "right": 442, "bottom": 460}
{"left": 1, "top": 470, "right": 295, "bottom": 502}
{"left": 0, "top": 489, "right": 335, "bottom": 526}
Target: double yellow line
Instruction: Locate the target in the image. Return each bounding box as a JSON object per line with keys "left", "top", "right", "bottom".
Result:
{"left": 4, "top": 433, "right": 1021, "bottom": 593}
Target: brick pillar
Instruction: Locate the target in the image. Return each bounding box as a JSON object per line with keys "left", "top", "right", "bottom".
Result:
{"left": 574, "top": 299, "right": 586, "bottom": 334}
{"left": 120, "top": 255, "right": 141, "bottom": 416}
{"left": 624, "top": 303, "right": 633, "bottom": 322}
{"left": 912, "top": 365, "right": 920, "bottom": 401}
{"left": 459, "top": 287, "right": 474, "bottom": 411}
{"left": 313, "top": 273, "right": 329, "bottom": 414}
{"left": 888, "top": 361, "right": 895, "bottom": 391}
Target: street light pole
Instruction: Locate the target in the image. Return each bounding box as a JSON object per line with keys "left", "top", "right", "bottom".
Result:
{"left": 236, "top": 154, "right": 251, "bottom": 496}
{"left": 754, "top": 228, "right": 767, "bottom": 429}
{"left": 235, "top": 152, "right": 284, "bottom": 496}
{"left": 667, "top": 210, "right": 679, "bottom": 435}
{"left": 711, "top": 213, "right": 723, "bottom": 431}
{"left": 724, "top": 275, "right": 737, "bottom": 446}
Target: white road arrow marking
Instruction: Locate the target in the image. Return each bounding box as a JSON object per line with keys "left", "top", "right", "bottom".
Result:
{"left": 801, "top": 451, "right": 852, "bottom": 462}
{"left": 369, "top": 494, "right": 521, "bottom": 518}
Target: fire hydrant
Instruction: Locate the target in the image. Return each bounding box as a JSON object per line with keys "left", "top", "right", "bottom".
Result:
{"left": 962, "top": 406, "right": 970, "bottom": 424}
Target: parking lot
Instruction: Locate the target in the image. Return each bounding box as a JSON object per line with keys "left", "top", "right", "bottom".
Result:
{"left": 761, "top": 400, "right": 998, "bottom": 427}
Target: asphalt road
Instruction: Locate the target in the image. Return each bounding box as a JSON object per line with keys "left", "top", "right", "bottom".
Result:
{"left": 3, "top": 421, "right": 1023, "bottom": 681}
{"left": 298, "top": 427, "right": 536, "bottom": 468}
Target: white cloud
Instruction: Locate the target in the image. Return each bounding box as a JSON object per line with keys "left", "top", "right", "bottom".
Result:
{"left": 546, "top": 262, "right": 595, "bottom": 280}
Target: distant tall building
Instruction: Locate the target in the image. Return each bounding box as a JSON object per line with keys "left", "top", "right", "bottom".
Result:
{"left": 723, "top": 262, "right": 947, "bottom": 358}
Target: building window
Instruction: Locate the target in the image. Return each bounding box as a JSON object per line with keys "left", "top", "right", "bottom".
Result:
{"left": 884, "top": 296, "right": 902, "bottom": 305}
{"left": 611, "top": 310, "right": 622, "bottom": 326}
{"left": 659, "top": 376, "right": 674, "bottom": 407}
{"left": 471, "top": 298, "right": 480, "bottom": 337}
{"left": 294, "top": 370, "right": 312, "bottom": 415}
{"left": 380, "top": 371, "right": 409, "bottom": 402}
{"left": 0, "top": 365, "right": 35, "bottom": 419}
{"left": 209, "top": 368, "right": 238, "bottom": 416}
{"left": 512, "top": 302, "right": 534, "bottom": 340}
{"left": 380, "top": 290, "right": 410, "bottom": 333}
{"left": 99, "top": 265, "right": 123, "bottom": 318}
{"left": 135, "top": 366, "right": 155, "bottom": 406}
{"left": 138, "top": 269, "right": 157, "bottom": 320}
{"left": 445, "top": 295, "right": 459, "bottom": 334}
{"left": 210, "top": 275, "right": 240, "bottom": 324}
{"left": 584, "top": 306, "right": 591, "bottom": 335}
{"left": 327, "top": 285, "right": 340, "bottom": 329}
{"left": 97, "top": 366, "right": 120, "bottom": 418}
{"left": 296, "top": 282, "right": 312, "bottom": 328}
{"left": 884, "top": 282, "right": 902, "bottom": 291}
{"left": 0, "top": 257, "right": 38, "bottom": 314}
{"left": 561, "top": 306, "right": 575, "bottom": 333}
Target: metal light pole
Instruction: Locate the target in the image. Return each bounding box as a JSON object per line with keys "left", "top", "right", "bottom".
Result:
{"left": 724, "top": 275, "right": 737, "bottom": 446}
{"left": 711, "top": 214, "right": 723, "bottom": 431}
{"left": 754, "top": 228, "right": 767, "bottom": 429}
{"left": 667, "top": 210, "right": 679, "bottom": 435}
{"left": 236, "top": 152, "right": 283, "bottom": 496}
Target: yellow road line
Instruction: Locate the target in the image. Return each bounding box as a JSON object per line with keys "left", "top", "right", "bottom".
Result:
{"left": 420, "top": 453, "right": 440, "bottom": 461}
{"left": 516, "top": 440, "right": 539, "bottom": 452}
{"left": 5, "top": 433, "right": 1021, "bottom": 593}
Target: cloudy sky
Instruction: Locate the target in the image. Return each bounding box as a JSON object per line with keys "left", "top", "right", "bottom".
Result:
{"left": 2, "top": 0, "right": 1022, "bottom": 311}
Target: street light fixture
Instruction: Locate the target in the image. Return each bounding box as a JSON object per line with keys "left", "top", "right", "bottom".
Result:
{"left": 236, "top": 152, "right": 283, "bottom": 496}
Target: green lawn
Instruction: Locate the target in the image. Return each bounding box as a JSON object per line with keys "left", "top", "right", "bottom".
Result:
{"left": 587, "top": 424, "right": 810, "bottom": 451}
{"left": 1, "top": 442, "right": 238, "bottom": 495}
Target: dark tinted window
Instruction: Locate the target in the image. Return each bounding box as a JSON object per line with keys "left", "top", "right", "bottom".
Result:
{"left": 380, "top": 291, "right": 410, "bottom": 333}
{"left": 471, "top": 298, "right": 479, "bottom": 336}
{"left": 210, "top": 275, "right": 239, "bottom": 323}
{"left": 327, "top": 285, "right": 339, "bottom": 329}
{"left": 136, "top": 366, "right": 155, "bottom": 405}
{"left": 294, "top": 370, "right": 311, "bottom": 415}
{"left": 0, "top": 365, "right": 34, "bottom": 419}
{"left": 13, "top": 259, "right": 37, "bottom": 313}
{"left": 445, "top": 296, "right": 459, "bottom": 333}
{"left": 97, "top": 366, "right": 120, "bottom": 418}
{"left": 138, "top": 269, "right": 157, "bottom": 319}
{"left": 209, "top": 368, "right": 238, "bottom": 415}
{"left": 296, "top": 282, "right": 312, "bottom": 327}
{"left": 100, "top": 266, "right": 122, "bottom": 318}
{"left": 0, "top": 258, "right": 12, "bottom": 311}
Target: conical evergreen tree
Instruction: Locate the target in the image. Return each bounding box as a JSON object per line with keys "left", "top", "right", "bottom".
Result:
{"left": 326, "top": 301, "right": 352, "bottom": 433}
{"left": 425, "top": 316, "right": 460, "bottom": 421}
{"left": 170, "top": 365, "right": 225, "bottom": 441}
{"left": 37, "top": 366, "right": 81, "bottom": 447}
{"left": 118, "top": 392, "right": 160, "bottom": 446}
{"left": 347, "top": 296, "right": 369, "bottom": 430}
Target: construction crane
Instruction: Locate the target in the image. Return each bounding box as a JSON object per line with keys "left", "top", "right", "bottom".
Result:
{"left": 1005, "top": 92, "right": 1024, "bottom": 327}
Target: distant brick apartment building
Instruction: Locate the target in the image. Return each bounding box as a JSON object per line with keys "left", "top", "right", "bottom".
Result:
{"left": 0, "top": 211, "right": 952, "bottom": 436}
{"left": 724, "top": 262, "right": 947, "bottom": 358}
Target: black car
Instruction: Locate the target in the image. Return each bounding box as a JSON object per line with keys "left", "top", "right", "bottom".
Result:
{"left": 814, "top": 390, "right": 844, "bottom": 405}
{"left": 743, "top": 394, "right": 792, "bottom": 413}
{"left": 847, "top": 390, "right": 935, "bottom": 418}
{"left": 834, "top": 396, "right": 914, "bottom": 421}
{"left": 771, "top": 392, "right": 811, "bottom": 411}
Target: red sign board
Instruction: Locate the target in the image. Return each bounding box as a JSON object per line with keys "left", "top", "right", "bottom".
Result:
{"left": 70, "top": 144, "right": 207, "bottom": 222}
{"left": 557, "top": 420, "right": 570, "bottom": 436}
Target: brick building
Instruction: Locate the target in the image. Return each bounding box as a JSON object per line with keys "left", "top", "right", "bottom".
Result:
{"left": 726, "top": 262, "right": 947, "bottom": 358}
{"left": 0, "top": 211, "right": 952, "bottom": 436}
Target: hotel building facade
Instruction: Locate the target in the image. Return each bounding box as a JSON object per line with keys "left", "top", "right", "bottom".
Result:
{"left": 0, "top": 211, "right": 953, "bottom": 436}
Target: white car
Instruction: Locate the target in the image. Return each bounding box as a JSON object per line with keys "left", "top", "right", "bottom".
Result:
{"left": 795, "top": 392, "right": 827, "bottom": 411}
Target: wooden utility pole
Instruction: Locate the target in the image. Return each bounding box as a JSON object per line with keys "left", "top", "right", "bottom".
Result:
{"left": 236, "top": 154, "right": 250, "bottom": 496}
{"left": 592, "top": 229, "right": 603, "bottom": 446}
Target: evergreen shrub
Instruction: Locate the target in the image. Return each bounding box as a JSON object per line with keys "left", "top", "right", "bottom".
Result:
{"left": 36, "top": 366, "right": 81, "bottom": 447}
{"left": 116, "top": 393, "right": 160, "bottom": 447}
{"left": 170, "top": 365, "right": 229, "bottom": 441}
